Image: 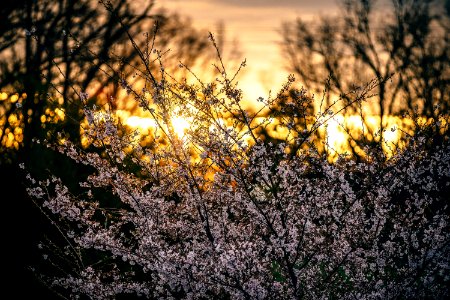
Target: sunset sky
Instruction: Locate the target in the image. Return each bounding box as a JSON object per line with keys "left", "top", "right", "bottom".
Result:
{"left": 154, "top": 0, "right": 340, "bottom": 107}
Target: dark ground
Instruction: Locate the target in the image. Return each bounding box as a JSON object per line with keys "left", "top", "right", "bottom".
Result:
{"left": 1, "top": 163, "right": 60, "bottom": 299}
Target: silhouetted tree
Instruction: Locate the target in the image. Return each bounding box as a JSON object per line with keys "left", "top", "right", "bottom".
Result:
{"left": 281, "top": 0, "right": 449, "bottom": 139}
{"left": 0, "top": 0, "right": 221, "bottom": 296}
{"left": 0, "top": 0, "right": 216, "bottom": 163}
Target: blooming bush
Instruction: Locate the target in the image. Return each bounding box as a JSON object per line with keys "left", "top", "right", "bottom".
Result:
{"left": 24, "top": 28, "right": 450, "bottom": 299}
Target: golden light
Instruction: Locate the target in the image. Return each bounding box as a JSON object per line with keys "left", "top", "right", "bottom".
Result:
{"left": 55, "top": 108, "right": 66, "bottom": 121}
{"left": 172, "top": 116, "right": 190, "bottom": 137}
{"left": 7, "top": 114, "right": 19, "bottom": 126}
{"left": 10, "top": 94, "right": 19, "bottom": 103}
{"left": 126, "top": 116, "right": 156, "bottom": 129}
{"left": 0, "top": 92, "right": 8, "bottom": 101}
{"left": 324, "top": 116, "right": 348, "bottom": 155}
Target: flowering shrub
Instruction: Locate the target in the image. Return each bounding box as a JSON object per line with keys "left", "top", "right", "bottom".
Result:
{"left": 24, "top": 29, "right": 450, "bottom": 299}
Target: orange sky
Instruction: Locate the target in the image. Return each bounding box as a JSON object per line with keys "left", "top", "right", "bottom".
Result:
{"left": 154, "top": 0, "right": 339, "bottom": 108}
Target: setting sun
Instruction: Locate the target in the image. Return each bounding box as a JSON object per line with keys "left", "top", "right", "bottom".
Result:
{"left": 172, "top": 116, "right": 190, "bottom": 137}
{"left": 122, "top": 112, "right": 191, "bottom": 138}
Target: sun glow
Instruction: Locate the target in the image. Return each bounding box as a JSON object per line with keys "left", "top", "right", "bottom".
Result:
{"left": 120, "top": 110, "right": 191, "bottom": 138}
{"left": 172, "top": 116, "right": 190, "bottom": 137}
{"left": 119, "top": 106, "right": 418, "bottom": 160}
{"left": 126, "top": 116, "right": 157, "bottom": 129}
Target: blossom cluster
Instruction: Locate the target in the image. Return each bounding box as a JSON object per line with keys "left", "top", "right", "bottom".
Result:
{"left": 25, "top": 39, "right": 449, "bottom": 299}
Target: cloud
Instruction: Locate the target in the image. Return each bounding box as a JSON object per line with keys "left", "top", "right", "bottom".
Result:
{"left": 210, "top": 0, "right": 338, "bottom": 9}
{"left": 161, "top": 0, "right": 338, "bottom": 10}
